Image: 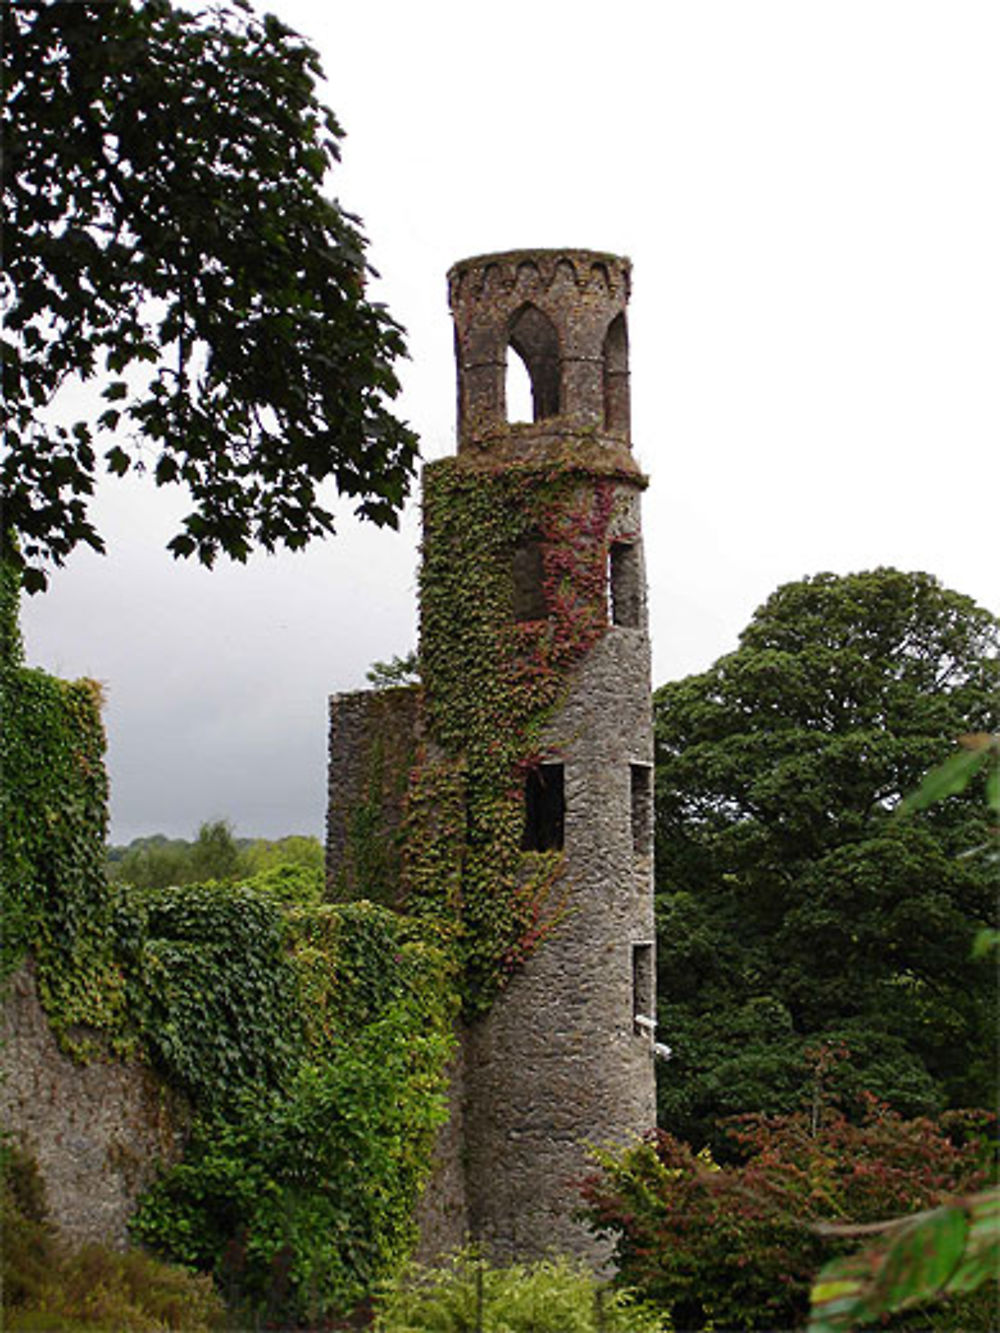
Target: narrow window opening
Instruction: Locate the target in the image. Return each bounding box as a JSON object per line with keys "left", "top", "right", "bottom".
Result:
{"left": 632, "top": 941, "right": 654, "bottom": 1031}
{"left": 602, "top": 312, "right": 630, "bottom": 432}
{"left": 522, "top": 763, "right": 564, "bottom": 851}
{"left": 508, "top": 303, "right": 560, "bottom": 422}
{"left": 609, "top": 542, "right": 641, "bottom": 627}
{"left": 512, "top": 530, "right": 546, "bottom": 622}
{"left": 630, "top": 763, "right": 652, "bottom": 856}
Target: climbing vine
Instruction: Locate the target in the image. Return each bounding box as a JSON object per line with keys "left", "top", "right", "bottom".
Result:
{"left": 0, "top": 440, "right": 646, "bottom": 1316}
{"left": 0, "top": 647, "right": 129, "bottom": 1041}
{"left": 130, "top": 897, "right": 457, "bottom": 1323}
{"left": 406, "top": 455, "right": 644, "bottom": 1011}
{"left": 2, "top": 565, "right": 457, "bottom": 1324}
{"left": 337, "top": 691, "right": 419, "bottom": 906}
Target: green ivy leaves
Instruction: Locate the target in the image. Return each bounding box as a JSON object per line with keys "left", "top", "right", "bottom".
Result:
{"left": 410, "top": 460, "right": 627, "bottom": 1012}
{"left": 2, "top": 617, "right": 457, "bottom": 1322}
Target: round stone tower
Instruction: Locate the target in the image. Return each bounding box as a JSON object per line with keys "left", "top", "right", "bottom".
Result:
{"left": 418, "top": 248, "right": 656, "bottom": 1265}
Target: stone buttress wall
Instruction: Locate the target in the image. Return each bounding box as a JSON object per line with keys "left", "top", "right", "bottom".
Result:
{"left": 326, "top": 684, "right": 421, "bottom": 904}
{"left": 0, "top": 962, "right": 188, "bottom": 1248}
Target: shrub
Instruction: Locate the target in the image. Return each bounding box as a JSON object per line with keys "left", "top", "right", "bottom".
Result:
{"left": 131, "top": 903, "right": 457, "bottom": 1324}
{"left": 579, "top": 1100, "right": 995, "bottom": 1332}
{"left": 373, "top": 1248, "right": 669, "bottom": 1332}
{"left": 1, "top": 1143, "right": 223, "bottom": 1332}
{"left": 242, "top": 859, "right": 324, "bottom": 906}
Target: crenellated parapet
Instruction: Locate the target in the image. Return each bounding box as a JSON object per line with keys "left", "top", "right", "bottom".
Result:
{"left": 448, "top": 248, "right": 632, "bottom": 453}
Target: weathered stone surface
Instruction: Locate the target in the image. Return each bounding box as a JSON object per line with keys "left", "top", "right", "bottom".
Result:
{"left": 326, "top": 684, "right": 421, "bottom": 904}
{"left": 462, "top": 552, "right": 656, "bottom": 1265}
{"left": 0, "top": 961, "right": 188, "bottom": 1248}
{"left": 412, "top": 1038, "right": 469, "bottom": 1262}
{"left": 448, "top": 248, "right": 634, "bottom": 453}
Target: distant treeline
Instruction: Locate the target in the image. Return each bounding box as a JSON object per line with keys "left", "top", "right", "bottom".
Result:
{"left": 106, "top": 821, "right": 324, "bottom": 902}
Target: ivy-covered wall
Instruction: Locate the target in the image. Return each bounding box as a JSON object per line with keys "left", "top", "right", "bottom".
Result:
{"left": 326, "top": 683, "right": 420, "bottom": 906}
{"left": 0, "top": 569, "right": 122, "bottom": 1039}
{"left": 1, "top": 573, "right": 459, "bottom": 1325}
{"left": 405, "top": 454, "right": 643, "bottom": 1013}
{"left": 127, "top": 894, "right": 457, "bottom": 1322}
{"left": 324, "top": 451, "right": 643, "bottom": 1022}
{"left": 402, "top": 450, "right": 658, "bottom": 1261}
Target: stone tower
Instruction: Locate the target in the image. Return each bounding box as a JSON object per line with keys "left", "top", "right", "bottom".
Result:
{"left": 328, "top": 247, "right": 657, "bottom": 1266}
{"left": 430, "top": 248, "right": 656, "bottom": 1262}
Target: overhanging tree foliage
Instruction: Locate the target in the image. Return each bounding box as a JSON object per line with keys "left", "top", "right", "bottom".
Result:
{"left": 653, "top": 569, "right": 999, "bottom": 1148}
{"left": 2, "top": 0, "right": 418, "bottom": 591}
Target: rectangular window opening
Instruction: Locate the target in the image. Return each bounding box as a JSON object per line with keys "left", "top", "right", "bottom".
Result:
{"left": 609, "top": 541, "right": 641, "bottom": 627}
{"left": 630, "top": 763, "right": 652, "bottom": 856}
{"left": 512, "top": 532, "right": 547, "bottom": 622}
{"left": 522, "top": 763, "right": 564, "bottom": 851}
{"left": 632, "top": 941, "right": 654, "bottom": 1031}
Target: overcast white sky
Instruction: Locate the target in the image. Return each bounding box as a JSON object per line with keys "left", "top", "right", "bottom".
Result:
{"left": 20, "top": 0, "right": 999, "bottom": 845}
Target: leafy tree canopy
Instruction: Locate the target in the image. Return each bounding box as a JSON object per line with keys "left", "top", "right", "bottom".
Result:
{"left": 366, "top": 649, "right": 419, "bottom": 689}
{"left": 654, "top": 569, "right": 999, "bottom": 1147}
{"left": 2, "top": 0, "right": 418, "bottom": 592}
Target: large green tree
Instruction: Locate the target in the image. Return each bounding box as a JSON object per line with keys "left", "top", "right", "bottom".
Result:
{"left": 654, "top": 569, "right": 998, "bottom": 1148}
{"left": 2, "top": 0, "right": 417, "bottom": 591}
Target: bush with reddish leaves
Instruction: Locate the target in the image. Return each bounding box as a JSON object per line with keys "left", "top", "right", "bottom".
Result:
{"left": 579, "top": 1098, "right": 995, "bottom": 1332}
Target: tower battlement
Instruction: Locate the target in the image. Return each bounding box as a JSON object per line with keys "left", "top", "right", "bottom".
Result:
{"left": 448, "top": 247, "right": 632, "bottom": 454}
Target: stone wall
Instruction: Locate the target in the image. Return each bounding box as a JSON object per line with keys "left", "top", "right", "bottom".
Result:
{"left": 411, "top": 1037, "right": 469, "bottom": 1263}
{"left": 448, "top": 248, "right": 632, "bottom": 450}
{"left": 326, "top": 684, "right": 421, "bottom": 904}
{"left": 0, "top": 961, "right": 188, "bottom": 1248}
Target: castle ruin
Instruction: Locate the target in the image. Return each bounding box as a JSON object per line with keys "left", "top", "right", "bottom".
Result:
{"left": 327, "top": 248, "right": 657, "bottom": 1263}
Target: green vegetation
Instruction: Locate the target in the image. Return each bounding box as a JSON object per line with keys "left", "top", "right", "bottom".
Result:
{"left": 581, "top": 1092, "right": 996, "bottom": 1333}
{"left": 8, "top": 540, "right": 999, "bottom": 1329}
{"left": 807, "top": 733, "right": 1000, "bottom": 1332}
{"left": 808, "top": 1191, "right": 999, "bottom": 1333}
{"left": 653, "top": 569, "right": 999, "bottom": 1147}
{"left": 3, "top": 0, "right": 417, "bottom": 592}
{"left": 107, "top": 826, "right": 324, "bottom": 902}
{"left": 130, "top": 900, "right": 456, "bottom": 1323}
{"left": 332, "top": 691, "right": 419, "bottom": 908}
{"left": 1, "top": 1143, "right": 223, "bottom": 1332}
{"left": 374, "top": 1249, "right": 668, "bottom": 1332}
{"left": 2, "top": 573, "right": 456, "bottom": 1325}
{"left": 0, "top": 600, "right": 121, "bottom": 1041}
{"left": 411, "top": 458, "right": 639, "bottom": 1012}
{"left": 367, "top": 651, "right": 420, "bottom": 689}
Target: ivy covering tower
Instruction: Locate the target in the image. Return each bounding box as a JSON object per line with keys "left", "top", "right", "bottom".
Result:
{"left": 327, "top": 248, "right": 658, "bottom": 1263}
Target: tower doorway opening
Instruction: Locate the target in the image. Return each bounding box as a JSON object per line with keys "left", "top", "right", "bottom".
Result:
{"left": 512, "top": 530, "right": 547, "bottom": 622}
{"left": 632, "top": 941, "right": 654, "bottom": 1029}
{"left": 608, "top": 542, "right": 641, "bottom": 627}
{"left": 602, "top": 312, "right": 629, "bottom": 432}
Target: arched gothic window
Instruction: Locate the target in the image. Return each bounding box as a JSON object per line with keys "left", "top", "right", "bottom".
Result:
{"left": 602, "top": 312, "right": 629, "bottom": 432}
{"left": 507, "top": 303, "right": 560, "bottom": 422}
